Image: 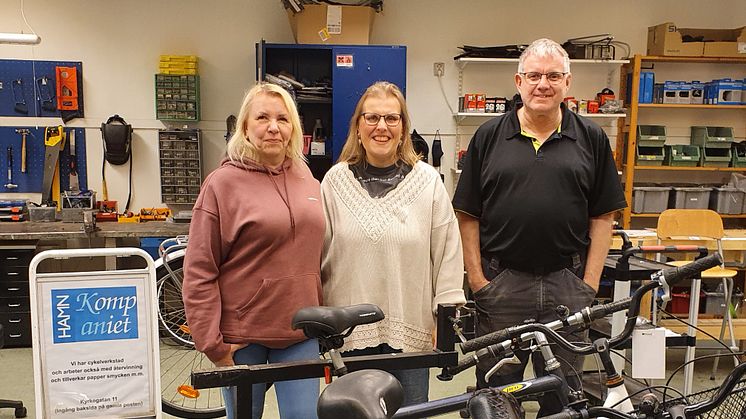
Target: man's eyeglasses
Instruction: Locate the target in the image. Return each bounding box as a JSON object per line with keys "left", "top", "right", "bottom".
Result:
{"left": 520, "top": 72, "right": 568, "bottom": 85}
{"left": 361, "top": 113, "right": 402, "bottom": 127}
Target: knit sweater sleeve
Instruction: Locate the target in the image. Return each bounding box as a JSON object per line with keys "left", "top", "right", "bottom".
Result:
{"left": 429, "top": 168, "right": 467, "bottom": 314}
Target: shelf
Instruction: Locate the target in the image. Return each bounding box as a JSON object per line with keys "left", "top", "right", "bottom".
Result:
{"left": 632, "top": 166, "right": 746, "bottom": 172}
{"left": 453, "top": 112, "right": 625, "bottom": 121}
{"left": 455, "top": 57, "right": 629, "bottom": 69}
{"left": 632, "top": 213, "right": 746, "bottom": 219}
{"left": 637, "top": 55, "right": 746, "bottom": 64}
{"left": 638, "top": 104, "right": 746, "bottom": 110}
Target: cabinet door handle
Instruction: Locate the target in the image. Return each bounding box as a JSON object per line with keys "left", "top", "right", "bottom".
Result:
{"left": 7, "top": 287, "right": 20, "bottom": 292}
{"left": 8, "top": 303, "right": 21, "bottom": 308}
{"left": 6, "top": 257, "right": 19, "bottom": 260}
{"left": 8, "top": 318, "right": 21, "bottom": 323}
{"left": 7, "top": 272, "right": 19, "bottom": 276}
{"left": 9, "top": 333, "right": 22, "bottom": 338}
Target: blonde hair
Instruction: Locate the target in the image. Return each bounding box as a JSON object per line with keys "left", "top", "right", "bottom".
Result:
{"left": 226, "top": 82, "right": 305, "bottom": 165}
{"left": 518, "top": 38, "right": 571, "bottom": 73}
{"left": 338, "top": 81, "right": 420, "bottom": 167}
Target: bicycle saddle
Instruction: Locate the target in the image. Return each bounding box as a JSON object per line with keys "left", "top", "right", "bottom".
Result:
{"left": 292, "top": 304, "right": 384, "bottom": 338}
{"left": 317, "top": 369, "right": 403, "bottom": 419}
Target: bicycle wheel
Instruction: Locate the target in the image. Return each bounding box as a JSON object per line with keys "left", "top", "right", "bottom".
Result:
{"left": 157, "top": 257, "right": 226, "bottom": 418}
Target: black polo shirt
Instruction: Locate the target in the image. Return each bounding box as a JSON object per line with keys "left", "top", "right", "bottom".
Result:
{"left": 452, "top": 104, "right": 626, "bottom": 270}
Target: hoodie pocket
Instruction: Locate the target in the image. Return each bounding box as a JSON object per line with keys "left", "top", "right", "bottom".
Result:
{"left": 236, "top": 273, "right": 321, "bottom": 332}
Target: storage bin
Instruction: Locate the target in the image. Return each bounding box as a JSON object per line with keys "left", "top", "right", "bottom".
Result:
{"left": 140, "top": 237, "right": 168, "bottom": 261}
{"left": 664, "top": 145, "right": 700, "bottom": 167}
{"left": 704, "top": 291, "right": 743, "bottom": 316}
{"left": 28, "top": 207, "right": 56, "bottom": 222}
{"left": 637, "top": 125, "right": 667, "bottom": 146}
{"left": 700, "top": 146, "right": 732, "bottom": 167}
{"left": 690, "top": 126, "right": 735, "bottom": 146}
{"left": 632, "top": 186, "right": 671, "bottom": 213}
{"left": 709, "top": 187, "right": 745, "bottom": 214}
{"left": 670, "top": 288, "right": 706, "bottom": 315}
{"left": 732, "top": 142, "right": 746, "bottom": 168}
{"left": 670, "top": 187, "right": 711, "bottom": 209}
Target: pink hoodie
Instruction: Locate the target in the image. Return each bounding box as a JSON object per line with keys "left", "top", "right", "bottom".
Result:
{"left": 183, "top": 157, "right": 324, "bottom": 362}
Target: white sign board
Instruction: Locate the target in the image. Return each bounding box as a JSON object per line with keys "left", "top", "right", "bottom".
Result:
{"left": 30, "top": 248, "right": 161, "bottom": 418}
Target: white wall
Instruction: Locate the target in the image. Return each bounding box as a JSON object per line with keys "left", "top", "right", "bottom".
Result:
{"left": 0, "top": 0, "right": 744, "bottom": 207}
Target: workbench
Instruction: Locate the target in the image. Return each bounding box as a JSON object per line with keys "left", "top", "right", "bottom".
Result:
{"left": 0, "top": 221, "right": 189, "bottom": 241}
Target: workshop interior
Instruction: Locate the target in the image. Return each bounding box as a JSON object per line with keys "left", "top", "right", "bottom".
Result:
{"left": 0, "top": 1, "right": 745, "bottom": 419}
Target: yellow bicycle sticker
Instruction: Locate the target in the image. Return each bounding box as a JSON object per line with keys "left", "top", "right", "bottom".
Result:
{"left": 502, "top": 382, "right": 531, "bottom": 393}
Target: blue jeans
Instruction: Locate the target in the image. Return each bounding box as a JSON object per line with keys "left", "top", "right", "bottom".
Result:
{"left": 222, "top": 339, "right": 320, "bottom": 419}
{"left": 343, "top": 344, "right": 429, "bottom": 406}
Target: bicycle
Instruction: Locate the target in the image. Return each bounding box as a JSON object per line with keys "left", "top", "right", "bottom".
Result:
{"left": 313, "top": 252, "right": 723, "bottom": 418}
{"left": 155, "top": 236, "right": 227, "bottom": 419}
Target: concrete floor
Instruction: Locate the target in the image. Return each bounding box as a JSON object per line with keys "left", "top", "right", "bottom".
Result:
{"left": 0, "top": 345, "right": 741, "bottom": 418}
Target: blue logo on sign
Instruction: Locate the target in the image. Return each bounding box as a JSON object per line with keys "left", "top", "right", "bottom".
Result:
{"left": 51, "top": 286, "right": 139, "bottom": 344}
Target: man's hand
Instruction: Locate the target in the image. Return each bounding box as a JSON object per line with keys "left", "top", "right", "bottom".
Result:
{"left": 470, "top": 276, "right": 490, "bottom": 293}
{"left": 212, "top": 343, "right": 249, "bottom": 367}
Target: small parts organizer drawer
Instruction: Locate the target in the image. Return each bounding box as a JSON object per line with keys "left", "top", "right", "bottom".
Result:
{"left": 0, "top": 246, "right": 35, "bottom": 348}
{"left": 0, "top": 312, "right": 31, "bottom": 347}
{"left": 159, "top": 129, "right": 202, "bottom": 205}
{"left": 0, "top": 250, "right": 33, "bottom": 280}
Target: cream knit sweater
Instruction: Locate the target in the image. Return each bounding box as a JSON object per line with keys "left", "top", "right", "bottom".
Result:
{"left": 321, "top": 161, "right": 466, "bottom": 352}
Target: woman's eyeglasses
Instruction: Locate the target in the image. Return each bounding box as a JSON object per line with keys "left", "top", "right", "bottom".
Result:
{"left": 361, "top": 113, "right": 402, "bottom": 127}
{"left": 519, "top": 72, "right": 568, "bottom": 85}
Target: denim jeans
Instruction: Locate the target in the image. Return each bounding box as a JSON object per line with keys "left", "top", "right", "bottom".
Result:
{"left": 343, "top": 343, "right": 430, "bottom": 406}
{"left": 473, "top": 257, "right": 596, "bottom": 416}
{"left": 222, "top": 339, "right": 320, "bottom": 419}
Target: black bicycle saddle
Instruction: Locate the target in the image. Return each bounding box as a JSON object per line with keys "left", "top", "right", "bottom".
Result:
{"left": 317, "top": 369, "right": 403, "bottom": 419}
{"left": 292, "top": 304, "right": 384, "bottom": 338}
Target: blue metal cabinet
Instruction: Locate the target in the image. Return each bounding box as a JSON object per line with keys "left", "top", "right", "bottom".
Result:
{"left": 257, "top": 42, "right": 406, "bottom": 173}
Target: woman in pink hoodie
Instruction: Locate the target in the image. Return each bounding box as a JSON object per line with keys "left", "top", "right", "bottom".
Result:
{"left": 183, "top": 82, "right": 324, "bottom": 419}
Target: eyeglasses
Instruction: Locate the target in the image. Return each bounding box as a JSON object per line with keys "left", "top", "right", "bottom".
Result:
{"left": 361, "top": 112, "right": 402, "bottom": 127}
{"left": 520, "top": 72, "right": 568, "bottom": 85}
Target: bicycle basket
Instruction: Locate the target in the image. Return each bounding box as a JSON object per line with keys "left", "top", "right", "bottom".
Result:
{"left": 638, "top": 379, "right": 746, "bottom": 419}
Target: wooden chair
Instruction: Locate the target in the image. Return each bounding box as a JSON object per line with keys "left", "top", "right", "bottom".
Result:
{"left": 657, "top": 209, "right": 739, "bottom": 392}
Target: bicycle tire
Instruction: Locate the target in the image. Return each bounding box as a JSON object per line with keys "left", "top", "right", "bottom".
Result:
{"left": 156, "top": 258, "right": 226, "bottom": 419}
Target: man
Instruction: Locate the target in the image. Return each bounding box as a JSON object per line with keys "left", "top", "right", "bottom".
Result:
{"left": 452, "top": 38, "right": 626, "bottom": 415}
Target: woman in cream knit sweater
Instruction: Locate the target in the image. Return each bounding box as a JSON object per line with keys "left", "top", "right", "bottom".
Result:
{"left": 321, "top": 81, "right": 466, "bottom": 406}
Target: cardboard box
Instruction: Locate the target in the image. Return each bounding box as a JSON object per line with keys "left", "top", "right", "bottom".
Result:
{"left": 702, "top": 27, "right": 746, "bottom": 57}
{"left": 648, "top": 22, "right": 746, "bottom": 57}
{"left": 287, "top": 4, "right": 374, "bottom": 44}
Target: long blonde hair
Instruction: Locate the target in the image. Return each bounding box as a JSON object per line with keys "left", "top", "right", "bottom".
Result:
{"left": 226, "top": 82, "right": 305, "bottom": 165}
{"left": 338, "top": 81, "right": 420, "bottom": 166}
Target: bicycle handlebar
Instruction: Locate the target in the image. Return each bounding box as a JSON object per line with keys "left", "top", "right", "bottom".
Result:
{"left": 452, "top": 254, "right": 722, "bottom": 377}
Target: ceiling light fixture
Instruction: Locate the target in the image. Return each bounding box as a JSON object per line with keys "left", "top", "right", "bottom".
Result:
{"left": 0, "top": 32, "right": 40, "bottom": 45}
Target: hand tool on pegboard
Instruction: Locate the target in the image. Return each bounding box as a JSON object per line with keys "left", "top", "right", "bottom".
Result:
{"left": 4, "top": 146, "right": 17, "bottom": 190}
{"left": 36, "top": 76, "right": 57, "bottom": 112}
{"left": 14, "top": 129, "right": 30, "bottom": 173}
{"left": 41, "top": 126, "right": 65, "bottom": 206}
{"left": 68, "top": 129, "right": 79, "bottom": 192}
{"left": 11, "top": 79, "right": 28, "bottom": 115}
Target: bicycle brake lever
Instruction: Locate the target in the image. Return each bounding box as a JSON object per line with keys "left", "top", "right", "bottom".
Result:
{"left": 484, "top": 354, "right": 521, "bottom": 382}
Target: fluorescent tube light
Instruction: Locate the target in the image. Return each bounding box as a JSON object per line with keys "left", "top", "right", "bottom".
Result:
{"left": 0, "top": 32, "right": 41, "bottom": 45}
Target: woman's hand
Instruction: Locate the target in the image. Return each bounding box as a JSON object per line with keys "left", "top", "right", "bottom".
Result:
{"left": 213, "top": 343, "right": 249, "bottom": 367}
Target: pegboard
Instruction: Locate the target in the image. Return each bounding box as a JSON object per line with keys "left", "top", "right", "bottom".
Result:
{"left": 0, "top": 59, "right": 84, "bottom": 118}
{"left": 0, "top": 127, "right": 87, "bottom": 194}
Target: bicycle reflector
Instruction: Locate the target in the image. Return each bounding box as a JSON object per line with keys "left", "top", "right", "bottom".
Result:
{"left": 178, "top": 385, "right": 200, "bottom": 399}
{"left": 179, "top": 324, "right": 191, "bottom": 334}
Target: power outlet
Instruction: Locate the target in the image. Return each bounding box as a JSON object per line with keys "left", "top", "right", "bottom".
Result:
{"left": 433, "top": 62, "right": 445, "bottom": 77}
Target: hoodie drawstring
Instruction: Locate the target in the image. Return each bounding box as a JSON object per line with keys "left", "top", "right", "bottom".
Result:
{"left": 266, "top": 166, "right": 296, "bottom": 239}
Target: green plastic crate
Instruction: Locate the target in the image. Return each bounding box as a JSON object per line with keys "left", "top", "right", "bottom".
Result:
{"left": 664, "top": 145, "right": 700, "bottom": 167}
{"left": 690, "top": 126, "right": 734, "bottom": 148}
{"left": 700, "top": 146, "right": 732, "bottom": 167}
{"left": 637, "top": 125, "right": 667, "bottom": 147}
{"left": 636, "top": 145, "right": 664, "bottom": 166}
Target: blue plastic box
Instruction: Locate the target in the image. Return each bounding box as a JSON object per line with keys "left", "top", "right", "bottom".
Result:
{"left": 140, "top": 237, "right": 169, "bottom": 260}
